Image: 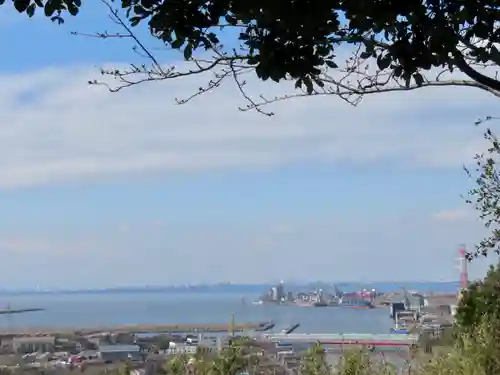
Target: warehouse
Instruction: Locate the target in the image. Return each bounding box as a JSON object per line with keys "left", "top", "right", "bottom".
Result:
{"left": 98, "top": 344, "right": 143, "bottom": 362}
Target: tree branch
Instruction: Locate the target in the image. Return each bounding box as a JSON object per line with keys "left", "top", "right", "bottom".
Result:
{"left": 73, "top": 0, "right": 500, "bottom": 115}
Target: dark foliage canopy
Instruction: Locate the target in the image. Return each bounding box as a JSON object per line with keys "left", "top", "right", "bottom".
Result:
{"left": 456, "top": 262, "right": 500, "bottom": 330}
{"left": 5, "top": 0, "right": 500, "bottom": 98}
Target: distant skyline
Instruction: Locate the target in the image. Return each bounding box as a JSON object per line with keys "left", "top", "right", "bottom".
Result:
{"left": 0, "top": 3, "right": 496, "bottom": 288}
{"left": 0, "top": 280, "right": 464, "bottom": 295}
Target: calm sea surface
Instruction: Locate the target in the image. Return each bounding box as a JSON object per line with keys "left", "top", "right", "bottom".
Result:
{"left": 0, "top": 282, "right": 459, "bottom": 332}
{"left": 0, "top": 289, "right": 436, "bottom": 332}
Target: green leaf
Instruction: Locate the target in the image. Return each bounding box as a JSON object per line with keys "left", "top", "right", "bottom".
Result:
{"left": 183, "top": 43, "right": 193, "bottom": 60}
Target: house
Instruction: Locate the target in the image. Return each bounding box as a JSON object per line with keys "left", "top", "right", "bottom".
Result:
{"left": 12, "top": 336, "right": 56, "bottom": 354}
{"left": 98, "top": 344, "right": 143, "bottom": 362}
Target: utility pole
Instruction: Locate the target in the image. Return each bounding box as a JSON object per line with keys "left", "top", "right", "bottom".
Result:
{"left": 230, "top": 311, "right": 235, "bottom": 337}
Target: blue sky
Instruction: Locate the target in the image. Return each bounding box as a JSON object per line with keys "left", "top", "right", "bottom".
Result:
{"left": 0, "top": 2, "right": 496, "bottom": 288}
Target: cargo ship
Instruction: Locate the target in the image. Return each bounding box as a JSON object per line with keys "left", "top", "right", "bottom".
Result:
{"left": 295, "top": 299, "right": 328, "bottom": 307}
{"left": 337, "top": 298, "right": 375, "bottom": 309}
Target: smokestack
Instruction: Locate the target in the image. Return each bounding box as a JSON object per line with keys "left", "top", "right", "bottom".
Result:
{"left": 458, "top": 245, "right": 469, "bottom": 290}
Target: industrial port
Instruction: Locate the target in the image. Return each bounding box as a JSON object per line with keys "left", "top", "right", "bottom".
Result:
{"left": 0, "top": 246, "right": 468, "bottom": 374}
{"left": 253, "top": 245, "right": 468, "bottom": 343}
{"left": 256, "top": 281, "right": 377, "bottom": 308}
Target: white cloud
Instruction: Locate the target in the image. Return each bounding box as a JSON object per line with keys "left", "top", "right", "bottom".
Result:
{"left": 433, "top": 209, "right": 473, "bottom": 221}
{"left": 0, "top": 60, "right": 496, "bottom": 188}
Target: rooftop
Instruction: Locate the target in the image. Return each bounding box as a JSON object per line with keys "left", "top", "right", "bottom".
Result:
{"left": 12, "top": 336, "right": 56, "bottom": 344}
{"left": 98, "top": 344, "right": 141, "bottom": 353}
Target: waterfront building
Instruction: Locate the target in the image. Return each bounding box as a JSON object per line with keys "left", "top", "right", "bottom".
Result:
{"left": 12, "top": 336, "right": 56, "bottom": 354}
{"left": 271, "top": 287, "right": 278, "bottom": 301}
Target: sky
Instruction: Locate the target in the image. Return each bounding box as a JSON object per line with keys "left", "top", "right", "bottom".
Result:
{"left": 0, "top": 2, "right": 497, "bottom": 288}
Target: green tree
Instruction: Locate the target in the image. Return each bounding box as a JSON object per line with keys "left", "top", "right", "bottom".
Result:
{"left": 465, "top": 117, "right": 500, "bottom": 258}
{"left": 118, "top": 361, "right": 133, "bottom": 375}
{"left": 4, "top": 0, "right": 500, "bottom": 113}
{"left": 209, "top": 345, "right": 248, "bottom": 375}
{"left": 301, "top": 343, "right": 330, "bottom": 375}
{"left": 163, "top": 354, "right": 189, "bottom": 375}
{"left": 455, "top": 262, "right": 500, "bottom": 330}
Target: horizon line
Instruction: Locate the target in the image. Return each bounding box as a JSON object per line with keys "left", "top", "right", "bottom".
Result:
{"left": 0, "top": 280, "right": 460, "bottom": 292}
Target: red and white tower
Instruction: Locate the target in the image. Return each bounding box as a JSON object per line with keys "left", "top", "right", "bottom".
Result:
{"left": 458, "top": 244, "right": 469, "bottom": 290}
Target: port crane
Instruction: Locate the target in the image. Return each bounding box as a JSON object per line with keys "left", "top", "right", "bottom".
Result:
{"left": 401, "top": 287, "right": 413, "bottom": 310}
{"left": 332, "top": 284, "right": 343, "bottom": 298}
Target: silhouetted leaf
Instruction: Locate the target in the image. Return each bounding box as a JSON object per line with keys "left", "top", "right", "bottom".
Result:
{"left": 303, "top": 76, "right": 313, "bottom": 94}
{"left": 26, "top": 3, "right": 35, "bottom": 16}
{"left": 4, "top": 0, "right": 500, "bottom": 102}
{"left": 325, "top": 60, "right": 338, "bottom": 69}
{"left": 413, "top": 73, "right": 424, "bottom": 86}
{"left": 377, "top": 55, "right": 391, "bottom": 70}
{"left": 13, "top": 0, "right": 29, "bottom": 12}
{"left": 171, "top": 38, "right": 184, "bottom": 50}
{"left": 183, "top": 43, "right": 193, "bottom": 60}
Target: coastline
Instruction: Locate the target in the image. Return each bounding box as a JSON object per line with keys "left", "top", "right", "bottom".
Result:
{"left": 0, "top": 281, "right": 460, "bottom": 296}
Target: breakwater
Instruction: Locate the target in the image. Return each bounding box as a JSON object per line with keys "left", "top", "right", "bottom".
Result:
{"left": 0, "top": 308, "right": 44, "bottom": 315}
{"left": 0, "top": 322, "right": 260, "bottom": 337}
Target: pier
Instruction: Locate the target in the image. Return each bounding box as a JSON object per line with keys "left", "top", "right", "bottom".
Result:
{"left": 0, "top": 322, "right": 260, "bottom": 337}
{"left": 265, "top": 333, "right": 419, "bottom": 347}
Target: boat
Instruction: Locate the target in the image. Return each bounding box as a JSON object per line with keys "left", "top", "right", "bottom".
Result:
{"left": 391, "top": 319, "right": 410, "bottom": 334}
{"left": 255, "top": 321, "right": 275, "bottom": 332}
{"left": 295, "top": 300, "right": 314, "bottom": 307}
{"left": 313, "top": 301, "right": 328, "bottom": 307}
{"left": 281, "top": 323, "right": 300, "bottom": 334}
{"left": 337, "top": 298, "right": 375, "bottom": 309}
{"left": 390, "top": 328, "right": 410, "bottom": 334}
